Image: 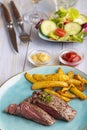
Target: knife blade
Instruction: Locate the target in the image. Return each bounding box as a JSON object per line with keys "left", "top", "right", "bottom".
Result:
{"left": 1, "top": 3, "right": 18, "bottom": 53}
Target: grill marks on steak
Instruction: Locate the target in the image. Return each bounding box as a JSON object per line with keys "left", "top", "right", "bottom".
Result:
{"left": 32, "top": 91, "right": 77, "bottom": 121}
{"left": 5, "top": 97, "right": 56, "bottom": 126}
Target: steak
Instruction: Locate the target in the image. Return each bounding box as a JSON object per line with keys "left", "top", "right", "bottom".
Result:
{"left": 32, "top": 91, "right": 77, "bottom": 121}
{"left": 5, "top": 97, "right": 56, "bottom": 126}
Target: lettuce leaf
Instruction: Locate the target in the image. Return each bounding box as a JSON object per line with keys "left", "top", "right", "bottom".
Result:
{"left": 55, "top": 7, "right": 80, "bottom": 20}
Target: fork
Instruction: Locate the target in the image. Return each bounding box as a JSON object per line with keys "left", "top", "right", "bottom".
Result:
{"left": 10, "top": 1, "right": 30, "bottom": 43}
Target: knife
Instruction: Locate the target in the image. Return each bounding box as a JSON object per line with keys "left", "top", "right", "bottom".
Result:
{"left": 9, "top": 1, "right": 24, "bottom": 35}
{"left": 1, "top": 3, "right": 18, "bottom": 53}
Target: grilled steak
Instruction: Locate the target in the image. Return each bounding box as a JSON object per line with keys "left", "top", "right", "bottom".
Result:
{"left": 32, "top": 91, "right": 77, "bottom": 121}
{"left": 5, "top": 97, "right": 56, "bottom": 126}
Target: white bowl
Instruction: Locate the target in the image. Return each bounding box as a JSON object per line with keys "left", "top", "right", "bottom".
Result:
{"left": 28, "top": 50, "right": 52, "bottom": 66}
{"left": 58, "top": 49, "right": 84, "bottom": 66}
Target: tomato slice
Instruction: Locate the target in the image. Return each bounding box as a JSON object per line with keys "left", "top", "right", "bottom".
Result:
{"left": 54, "top": 28, "right": 66, "bottom": 37}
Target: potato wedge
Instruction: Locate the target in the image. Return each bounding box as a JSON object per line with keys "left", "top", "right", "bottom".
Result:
{"left": 33, "top": 74, "right": 46, "bottom": 81}
{"left": 74, "top": 74, "right": 87, "bottom": 84}
{"left": 32, "top": 81, "right": 68, "bottom": 90}
{"left": 67, "top": 71, "right": 74, "bottom": 78}
{"left": 68, "top": 78, "right": 82, "bottom": 87}
{"left": 61, "top": 87, "right": 71, "bottom": 93}
{"left": 56, "top": 90, "right": 77, "bottom": 99}
{"left": 76, "top": 84, "right": 85, "bottom": 92}
{"left": 44, "top": 89, "right": 70, "bottom": 102}
{"left": 57, "top": 67, "right": 64, "bottom": 74}
{"left": 24, "top": 72, "right": 36, "bottom": 83}
{"left": 33, "top": 73, "right": 69, "bottom": 81}
{"left": 70, "top": 84, "right": 87, "bottom": 100}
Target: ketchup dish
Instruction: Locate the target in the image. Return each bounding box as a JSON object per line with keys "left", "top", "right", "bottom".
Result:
{"left": 58, "top": 49, "right": 84, "bottom": 66}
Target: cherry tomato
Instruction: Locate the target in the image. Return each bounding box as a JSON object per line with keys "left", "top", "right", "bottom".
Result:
{"left": 54, "top": 28, "right": 66, "bottom": 37}
{"left": 62, "top": 51, "right": 81, "bottom": 63}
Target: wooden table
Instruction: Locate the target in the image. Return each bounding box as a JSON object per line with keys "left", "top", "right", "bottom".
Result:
{"left": 0, "top": 0, "right": 87, "bottom": 86}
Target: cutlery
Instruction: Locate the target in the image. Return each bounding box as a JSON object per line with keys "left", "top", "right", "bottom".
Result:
{"left": 1, "top": 3, "right": 18, "bottom": 53}
{"left": 10, "top": 1, "right": 30, "bottom": 43}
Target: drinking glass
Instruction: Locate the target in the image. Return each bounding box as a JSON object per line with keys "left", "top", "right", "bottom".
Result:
{"left": 53, "top": 0, "right": 78, "bottom": 11}
{"left": 23, "top": 0, "right": 48, "bottom": 24}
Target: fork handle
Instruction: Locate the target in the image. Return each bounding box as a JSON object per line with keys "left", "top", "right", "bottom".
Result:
{"left": 10, "top": 1, "right": 21, "bottom": 21}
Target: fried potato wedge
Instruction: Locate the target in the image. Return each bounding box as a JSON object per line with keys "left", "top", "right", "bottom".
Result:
{"left": 76, "top": 84, "right": 85, "bottom": 92}
{"left": 67, "top": 71, "right": 74, "bottom": 78}
{"left": 57, "top": 67, "right": 64, "bottom": 74}
{"left": 61, "top": 87, "right": 71, "bottom": 93}
{"left": 32, "top": 81, "right": 68, "bottom": 90}
{"left": 33, "top": 73, "right": 69, "bottom": 81}
{"left": 70, "top": 84, "right": 87, "bottom": 100}
{"left": 68, "top": 79, "right": 82, "bottom": 87}
{"left": 24, "top": 72, "right": 36, "bottom": 83}
{"left": 74, "top": 74, "right": 87, "bottom": 84}
{"left": 56, "top": 90, "right": 77, "bottom": 99}
{"left": 44, "top": 89, "right": 70, "bottom": 102}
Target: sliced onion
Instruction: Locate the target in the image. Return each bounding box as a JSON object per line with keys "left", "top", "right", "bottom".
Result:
{"left": 81, "top": 23, "right": 87, "bottom": 32}
{"left": 35, "top": 19, "right": 44, "bottom": 29}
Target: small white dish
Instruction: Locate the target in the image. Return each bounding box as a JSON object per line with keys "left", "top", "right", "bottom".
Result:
{"left": 28, "top": 50, "right": 52, "bottom": 66}
{"left": 58, "top": 49, "right": 84, "bottom": 66}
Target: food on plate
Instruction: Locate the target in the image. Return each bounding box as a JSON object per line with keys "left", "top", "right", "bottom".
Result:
{"left": 24, "top": 67, "right": 87, "bottom": 102}
{"left": 5, "top": 91, "right": 76, "bottom": 125}
{"left": 32, "top": 91, "right": 76, "bottom": 121}
{"left": 70, "top": 84, "right": 87, "bottom": 100}
{"left": 67, "top": 71, "right": 74, "bottom": 78}
{"left": 32, "top": 73, "right": 69, "bottom": 81}
{"left": 43, "top": 89, "right": 70, "bottom": 102}
{"left": 56, "top": 89, "right": 77, "bottom": 99}
{"left": 40, "top": 20, "right": 57, "bottom": 36}
{"left": 5, "top": 97, "right": 56, "bottom": 126}
{"left": 32, "top": 81, "right": 68, "bottom": 90}
{"left": 38, "top": 7, "right": 87, "bottom": 42}
{"left": 82, "top": 23, "right": 87, "bottom": 33}
{"left": 24, "top": 72, "right": 36, "bottom": 83}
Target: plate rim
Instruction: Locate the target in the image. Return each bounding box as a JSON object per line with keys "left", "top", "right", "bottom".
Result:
{"left": 38, "top": 31, "right": 87, "bottom": 43}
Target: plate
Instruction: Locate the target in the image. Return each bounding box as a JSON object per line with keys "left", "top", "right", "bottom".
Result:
{"left": 38, "top": 32, "right": 87, "bottom": 43}
{"left": 0, "top": 65, "right": 87, "bottom": 130}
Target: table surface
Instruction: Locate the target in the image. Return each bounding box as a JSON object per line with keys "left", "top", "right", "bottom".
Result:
{"left": 0, "top": 0, "right": 87, "bottom": 86}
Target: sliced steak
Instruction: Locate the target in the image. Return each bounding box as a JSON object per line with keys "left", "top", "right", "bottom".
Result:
{"left": 32, "top": 91, "right": 77, "bottom": 121}
{"left": 5, "top": 97, "right": 56, "bottom": 126}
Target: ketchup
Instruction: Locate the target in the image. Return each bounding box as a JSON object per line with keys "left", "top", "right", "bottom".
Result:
{"left": 62, "top": 51, "right": 81, "bottom": 63}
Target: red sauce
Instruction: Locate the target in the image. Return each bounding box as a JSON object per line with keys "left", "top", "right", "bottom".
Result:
{"left": 62, "top": 51, "right": 81, "bottom": 63}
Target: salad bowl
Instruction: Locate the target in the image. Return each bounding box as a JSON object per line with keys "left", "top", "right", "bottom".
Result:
{"left": 38, "top": 7, "right": 87, "bottom": 43}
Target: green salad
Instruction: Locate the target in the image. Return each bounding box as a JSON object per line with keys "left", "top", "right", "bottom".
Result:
{"left": 39, "top": 7, "right": 87, "bottom": 42}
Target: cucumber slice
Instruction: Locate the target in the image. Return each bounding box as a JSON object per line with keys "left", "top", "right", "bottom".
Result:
{"left": 64, "top": 22, "right": 82, "bottom": 35}
{"left": 40, "top": 20, "right": 57, "bottom": 36}
{"left": 74, "top": 14, "right": 87, "bottom": 24}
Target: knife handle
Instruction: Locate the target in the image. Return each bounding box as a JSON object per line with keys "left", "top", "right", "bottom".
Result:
{"left": 10, "top": 1, "right": 21, "bottom": 21}
{"left": 1, "top": 4, "right": 12, "bottom": 24}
